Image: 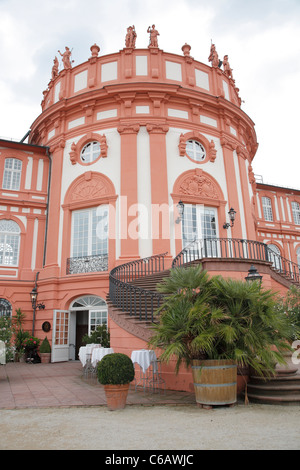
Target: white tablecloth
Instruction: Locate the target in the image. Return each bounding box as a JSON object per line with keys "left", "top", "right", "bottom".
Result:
{"left": 131, "top": 349, "right": 157, "bottom": 373}
{"left": 91, "top": 347, "right": 114, "bottom": 367}
{"left": 78, "top": 344, "right": 102, "bottom": 366}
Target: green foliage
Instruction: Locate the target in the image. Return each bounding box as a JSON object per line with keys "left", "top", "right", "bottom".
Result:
{"left": 12, "top": 308, "right": 28, "bottom": 357}
{"left": 149, "top": 265, "right": 296, "bottom": 377}
{"left": 14, "top": 329, "right": 30, "bottom": 354}
{"left": 277, "top": 286, "right": 300, "bottom": 339}
{"left": 0, "top": 315, "right": 14, "bottom": 361}
{"left": 39, "top": 336, "right": 51, "bottom": 353}
{"left": 82, "top": 324, "right": 110, "bottom": 348}
{"left": 97, "top": 353, "right": 135, "bottom": 385}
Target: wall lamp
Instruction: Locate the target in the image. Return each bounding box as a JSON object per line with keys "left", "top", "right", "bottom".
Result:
{"left": 245, "top": 265, "right": 263, "bottom": 283}
{"left": 176, "top": 200, "right": 184, "bottom": 224}
{"left": 223, "top": 207, "right": 236, "bottom": 229}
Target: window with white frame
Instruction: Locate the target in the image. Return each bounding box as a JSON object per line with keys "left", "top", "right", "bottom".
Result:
{"left": 182, "top": 205, "right": 217, "bottom": 246}
{"left": 186, "top": 140, "right": 206, "bottom": 162}
{"left": 262, "top": 197, "right": 273, "bottom": 222}
{"left": 80, "top": 141, "right": 100, "bottom": 163}
{"left": 0, "top": 220, "right": 21, "bottom": 266}
{"left": 71, "top": 206, "right": 108, "bottom": 258}
{"left": 291, "top": 201, "right": 300, "bottom": 225}
{"left": 2, "top": 158, "right": 22, "bottom": 190}
{"left": 89, "top": 309, "right": 108, "bottom": 334}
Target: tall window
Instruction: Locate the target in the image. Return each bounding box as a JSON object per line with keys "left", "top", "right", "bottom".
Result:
{"left": 2, "top": 158, "right": 22, "bottom": 191}
{"left": 262, "top": 197, "right": 273, "bottom": 222}
{"left": 0, "top": 220, "right": 20, "bottom": 266}
{"left": 291, "top": 202, "right": 300, "bottom": 225}
{"left": 182, "top": 205, "right": 217, "bottom": 246}
{"left": 71, "top": 206, "right": 108, "bottom": 258}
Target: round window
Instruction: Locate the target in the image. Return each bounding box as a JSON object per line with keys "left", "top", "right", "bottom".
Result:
{"left": 186, "top": 140, "right": 206, "bottom": 162}
{"left": 80, "top": 141, "right": 101, "bottom": 163}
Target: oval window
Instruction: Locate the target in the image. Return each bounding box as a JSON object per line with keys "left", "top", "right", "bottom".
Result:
{"left": 80, "top": 141, "right": 101, "bottom": 163}
{"left": 186, "top": 140, "right": 206, "bottom": 162}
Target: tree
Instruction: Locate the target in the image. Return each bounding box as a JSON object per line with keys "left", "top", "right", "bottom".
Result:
{"left": 149, "top": 265, "right": 297, "bottom": 376}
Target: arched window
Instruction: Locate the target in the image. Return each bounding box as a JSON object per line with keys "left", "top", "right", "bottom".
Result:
{"left": 262, "top": 197, "right": 273, "bottom": 222}
{"left": 268, "top": 244, "right": 282, "bottom": 271}
{"left": 0, "top": 220, "right": 21, "bottom": 266}
{"left": 0, "top": 299, "right": 12, "bottom": 317}
{"left": 2, "top": 158, "right": 22, "bottom": 191}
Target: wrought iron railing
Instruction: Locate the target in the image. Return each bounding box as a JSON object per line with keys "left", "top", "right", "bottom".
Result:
{"left": 109, "top": 253, "right": 167, "bottom": 322}
{"left": 172, "top": 238, "right": 300, "bottom": 284}
{"left": 66, "top": 253, "right": 108, "bottom": 274}
{"left": 109, "top": 239, "right": 299, "bottom": 325}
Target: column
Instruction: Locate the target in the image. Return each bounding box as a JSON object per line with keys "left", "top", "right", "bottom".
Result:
{"left": 41, "top": 139, "right": 65, "bottom": 278}
{"left": 118, "top": 123, "right": 140, "bottom": 262}
{"left": 146, "top": 123, "right": 171, "bottom": 256}
{"left": 221, "top": 135, "right": 243, "bottom": 239}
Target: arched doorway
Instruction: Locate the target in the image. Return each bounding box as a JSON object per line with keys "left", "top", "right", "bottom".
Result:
{"left": 69, "top": 295, "right": 108, "bottom": 360}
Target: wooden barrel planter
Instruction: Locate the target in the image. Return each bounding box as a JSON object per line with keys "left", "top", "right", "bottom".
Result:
{"left": 192, "top": 359, "right": 237, "bottom": 408}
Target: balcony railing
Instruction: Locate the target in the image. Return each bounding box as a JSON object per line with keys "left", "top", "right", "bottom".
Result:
{"left": 66, "top": 253, "right": 108, "bottom": 274}
{"left": 172, "top": 238, "right": 300, "bottom": 284}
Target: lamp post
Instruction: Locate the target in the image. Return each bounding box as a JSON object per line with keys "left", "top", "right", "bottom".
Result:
{"left": 245, "top": 265, "right": 263, "bottom": 284}
{"left": 30, "top": 272, "right": 40, "bottom": 335}
{"left": 30, "top": 287, "right": 38, "bottom": 336}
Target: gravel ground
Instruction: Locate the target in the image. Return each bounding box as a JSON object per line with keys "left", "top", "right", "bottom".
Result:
{"left": 0, "top": 403, "right": 299, "bottom": 451}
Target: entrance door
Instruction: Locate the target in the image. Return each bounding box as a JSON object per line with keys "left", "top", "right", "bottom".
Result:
{"left": 182, "top": 205, "right": 218, "bottom": 256}
{"left": 52, "top": 310, "right": 70, "bottom": 362}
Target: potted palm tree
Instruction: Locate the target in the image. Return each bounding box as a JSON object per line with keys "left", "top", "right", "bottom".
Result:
{"left": 149, "top": 265, "right": 296, "bottom": 408}
{"left": 97, "top": 353, "right": 135, "bottom": 410}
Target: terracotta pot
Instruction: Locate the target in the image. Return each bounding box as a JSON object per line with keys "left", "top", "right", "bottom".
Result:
{"left": 192, "top": 359, "right": 237, "bottom": 408}
{"left": 40, "top": 353, "right": 51, "bottom": 363}
{"left": 104, "top": 383, "right": 130, "bottom": 411}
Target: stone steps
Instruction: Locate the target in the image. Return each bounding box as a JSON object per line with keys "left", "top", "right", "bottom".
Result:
{"left": 245, "top": 370, "right": 300, "bottom": 405}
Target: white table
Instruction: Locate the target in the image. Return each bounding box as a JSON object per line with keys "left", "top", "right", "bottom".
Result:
{"left": 91, "top": 347, "right": 114, "bottom": 367}
{"left": 78, "top": 344, "right": 102, "bottom": 367}
{"left": 131, "top": 349, "right": 157, "bottom": 373}
{"left": 131, "top": 349, "right": 160, "bottom": 392}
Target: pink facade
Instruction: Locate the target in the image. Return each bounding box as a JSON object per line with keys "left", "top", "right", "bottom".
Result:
{"left": 1, "top": 33, "right": 299, "bottom": 390}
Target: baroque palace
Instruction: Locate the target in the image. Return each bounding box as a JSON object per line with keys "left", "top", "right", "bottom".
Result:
{"left": 1, "top": 25, "right": 300, "bottom": 390}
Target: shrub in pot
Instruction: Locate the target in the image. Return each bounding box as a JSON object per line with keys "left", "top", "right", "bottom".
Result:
{"left": 97, "top": 353, "right": 135, "bottom": 410}
{"left": 39, "top": 337, "right": 51, "bottom": 363}
{"left": 149, "top": 265, "right": 296, "bottom": 408}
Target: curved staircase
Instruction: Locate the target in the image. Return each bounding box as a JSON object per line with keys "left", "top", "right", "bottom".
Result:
{"left": 246, "top": 367, "right": 300, "bottom": 405}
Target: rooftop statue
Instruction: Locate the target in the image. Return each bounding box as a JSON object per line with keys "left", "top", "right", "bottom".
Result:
{"left": 51, "top": 56, "right": 59, "bottom": 80}
{"left": 58, "top": 46, "right": 73, "bottom": 70}
{"left": 147, "top": 24, "right": 159, "bottom": 48}
{"left": 125, "top": 25, "right": 137, "bottom": 48}
{"left": 223, "top": 55, "right": 233, "bottom": 80}
{"left": 208, "top": 43, "right": 220, "bottom": 68}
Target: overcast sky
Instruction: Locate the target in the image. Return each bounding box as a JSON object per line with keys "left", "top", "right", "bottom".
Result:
{"left": 0, "top": 0, "right": 300, "bottom": 189}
